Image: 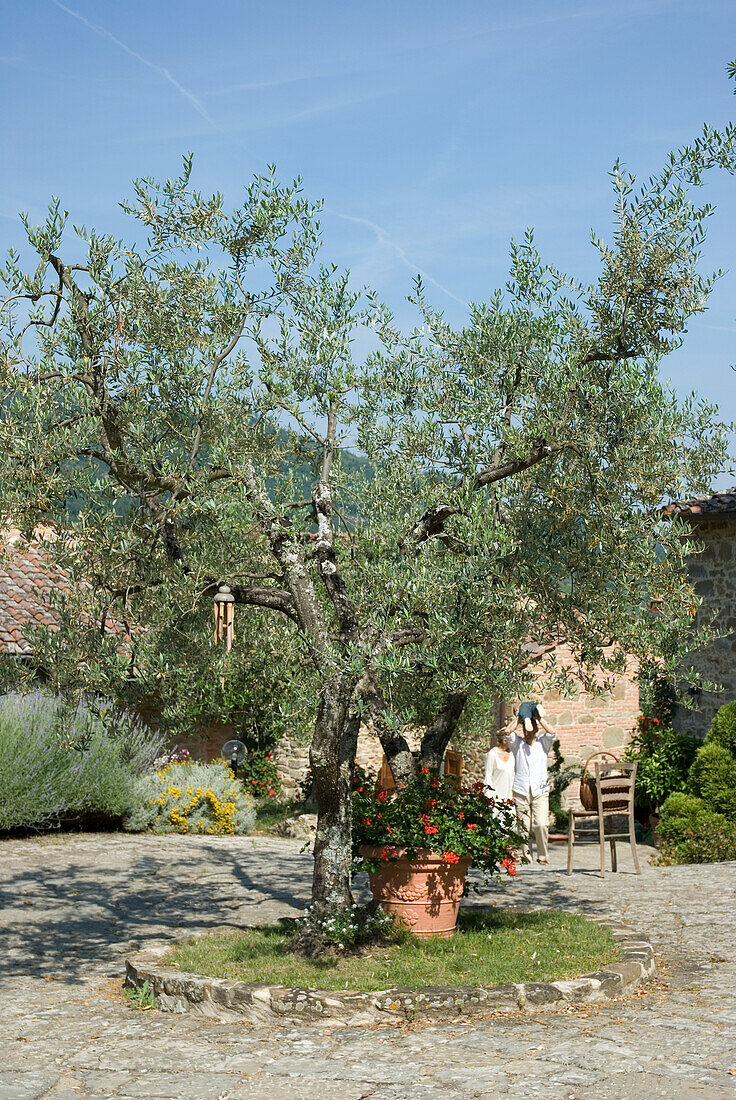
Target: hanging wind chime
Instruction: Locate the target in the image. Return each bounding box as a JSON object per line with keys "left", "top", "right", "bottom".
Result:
{"left": 213, "top": 584, "right": 235, "bottom": 652}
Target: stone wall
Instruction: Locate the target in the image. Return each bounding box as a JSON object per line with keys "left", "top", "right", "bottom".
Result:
{"left": 674, "top": 515, "right": 736, "bottom": 739}
{"left": 534, "top": 645, "right": 639, "bottom": 764}
{"left": 274, "top": 724, "right": 424, "bottom": 798}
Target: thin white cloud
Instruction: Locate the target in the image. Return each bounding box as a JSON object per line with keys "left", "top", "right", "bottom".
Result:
{"left": 209, "top": 71, "right": 333, "bottom": 96}
{"left": 49, "top": 0, "right": 218, "bottom": 128}
{"left": 327, "top": 210, "right": 468, "bottom": 309}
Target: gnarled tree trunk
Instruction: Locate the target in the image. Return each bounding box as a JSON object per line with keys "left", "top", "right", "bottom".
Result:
{"left": 419, "top": 692, "right": 467, "bottom": 770}
{"left": 375, "top": 689, "right": 468, "bottom": 785}
{"left": 309, "top": 677, "right": 360, "bottom": 914}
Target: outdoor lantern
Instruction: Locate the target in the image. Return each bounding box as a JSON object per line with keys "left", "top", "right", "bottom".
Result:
{"left": 213, "top": 584, "right": 235, "bottom": 651}
{"left": 221, "top": 739, "right": 247, "bottom": 778}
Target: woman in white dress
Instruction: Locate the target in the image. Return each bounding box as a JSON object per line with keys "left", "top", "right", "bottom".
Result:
{"left": 484, "top": 731, "right": 515, "bottom": 810}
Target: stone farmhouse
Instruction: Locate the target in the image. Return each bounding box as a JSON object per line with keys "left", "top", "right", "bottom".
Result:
{"left": 663, "top": 487, "right": 736, "bottom": 738}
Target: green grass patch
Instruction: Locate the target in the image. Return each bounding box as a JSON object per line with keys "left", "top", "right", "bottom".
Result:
{"left": 169, "top": 909, "right": 619, "bottom": 991}
{"left": 253, "top": 799, "right": 304, "bottom": 834}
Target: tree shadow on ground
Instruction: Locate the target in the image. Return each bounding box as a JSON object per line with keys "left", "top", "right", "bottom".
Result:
{"left": 0, "top": 838, "right": 311, "bottom": 986}
{"left": 0, "top": 834, "right": 653, "bottom": 989}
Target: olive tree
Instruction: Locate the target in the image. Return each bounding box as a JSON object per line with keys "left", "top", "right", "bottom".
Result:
{"left": 1, "top": 124, "right": 734, "bottom": 921}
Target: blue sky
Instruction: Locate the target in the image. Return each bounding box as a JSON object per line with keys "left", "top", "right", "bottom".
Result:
{"left": 2, "top": 0, "right": 735, "bottom": 480}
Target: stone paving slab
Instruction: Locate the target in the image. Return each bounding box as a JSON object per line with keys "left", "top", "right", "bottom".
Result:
{"left": 1, "top": 832, "right": 735, "bottom": 1098}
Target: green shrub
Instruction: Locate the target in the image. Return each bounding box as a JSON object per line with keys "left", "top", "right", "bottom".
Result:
{"left": 125, "top": 760, "right": 256, "bottom": 835}
{"left": 0, "top": 693, "right": 162, "bottom": 830}
{"left": 624, "top": 722, "right": 698, "bottom": 810}
{"left": 658, "top": 792, "right": 719, "bottom": 840}
{"left": 657, "top": 791, "right": 736, "bottom": 865}
{"left": 705, "top": 700, "right": 736, "bottom": 757}
{"left": 687, "top": 742, "right": 736, "bottom": 817}
{"left": 548, "top": 742, "right": 581, "bottom": 830}
{"left": 239, "top": 747, "right": 281, "bottom": 801}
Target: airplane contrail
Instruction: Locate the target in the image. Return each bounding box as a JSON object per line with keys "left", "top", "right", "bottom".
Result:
{"left": 327, "top": 209, "right": 468, "bottom": 309}
{"left": 50, "top": 0, "right": 217, "bottom": 128}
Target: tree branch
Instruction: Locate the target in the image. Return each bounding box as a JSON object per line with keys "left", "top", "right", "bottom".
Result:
{"left": 312, "top": 404, "right": 359, "bottom": 640}
{"left": 187, "top": 299, "right": 251, "bottom": 470}
{"left": 229, "top": 583, "right": 299, "bottom": 623}
{"left": 399, "top": 438, "right": 570, "bottom": 553}
{"left": 418, "top": 692, "right": 467, "bottom": 769}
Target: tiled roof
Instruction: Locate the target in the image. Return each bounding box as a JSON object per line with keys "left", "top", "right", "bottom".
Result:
{"left": 0, "top": 534, "right": 68, "bottom": 655}
{"left": 662, "top": 488, "right": 736, "bottom": 517}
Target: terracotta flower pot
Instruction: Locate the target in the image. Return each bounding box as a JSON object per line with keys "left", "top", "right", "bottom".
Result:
{"left": 360, "top": 846, "right": 471, "bottom": 938}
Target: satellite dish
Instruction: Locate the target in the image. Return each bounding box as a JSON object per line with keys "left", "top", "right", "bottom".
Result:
{"left": 221, "top": 739, "right": 247, "bottom": 762}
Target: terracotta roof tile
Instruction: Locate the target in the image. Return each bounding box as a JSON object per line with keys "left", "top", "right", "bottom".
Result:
{"left": 662, "top": 488, "right": 736, "bottom": 517}
{"left": 0, "top": 535, "right": 69, "bottom": 655}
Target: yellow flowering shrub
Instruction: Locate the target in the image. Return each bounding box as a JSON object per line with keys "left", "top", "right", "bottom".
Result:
{"left": 125, "top": 760, "right": 256, "bottom": 835}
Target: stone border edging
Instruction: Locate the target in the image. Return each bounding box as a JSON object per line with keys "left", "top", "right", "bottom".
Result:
{"left": 124, "top": 920, "right": 655, "bottom": 1025}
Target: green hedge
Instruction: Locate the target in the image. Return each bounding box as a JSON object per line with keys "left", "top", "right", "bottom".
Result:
{"left": 657, "top": 792, "right": 736, "bottom": 864}
{"left": 687, "top": 742, "right": 736, "bottom": 818}
{"left": 704, "top": 699, "right": 736, "bottom": 757}
{"left": 656, "top": 700, "right": 736, "bottom": 865}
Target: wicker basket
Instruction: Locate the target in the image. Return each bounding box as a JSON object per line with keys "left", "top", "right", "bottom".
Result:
{"left": 579, "top": 751, "right": 620, "bottom": 811}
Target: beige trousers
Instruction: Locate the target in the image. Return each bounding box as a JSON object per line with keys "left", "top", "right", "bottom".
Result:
{"left": 514, "top": 788, "right": 550, "bottom": 861}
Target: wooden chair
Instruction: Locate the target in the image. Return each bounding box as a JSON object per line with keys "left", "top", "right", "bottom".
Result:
{"left": 378, "top": 754, "right": 396, "bottom": 791}
{"left": 566, "top": 761, "right": 640, "bottom": 876}
{"left": 443, "top": 749, "right": 463, "bottom": 788}
{"left": 378, "top": 750, "right": 464, "bottom": 791}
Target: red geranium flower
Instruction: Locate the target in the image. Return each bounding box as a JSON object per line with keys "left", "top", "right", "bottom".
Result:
{"left": 466, "top": 823, "right": 478, "bottom": 831}
{"left": 441, "top": 850, "right": 460, "bottom": 863}
{"left": 376, "top": 789, "right": 388, "bottom": 802}
{"left": 380, "top": 847, "right": 391, "bottom": 860}
{"left": 424, "top": 823, "right": 439, "bottom": 835}
{"left": 361, "top": 817, "right": 372, "bottom": 826}
{"left": 420, "top": 765, "right": 430, "bottom": 776}
{"left": 458, "top": 812, "right": 464, "bottom": 819}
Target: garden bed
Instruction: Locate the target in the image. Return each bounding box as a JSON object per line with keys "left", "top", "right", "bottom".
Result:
{"left": 125, "top": 910, "right": 656, "bottom": 1025}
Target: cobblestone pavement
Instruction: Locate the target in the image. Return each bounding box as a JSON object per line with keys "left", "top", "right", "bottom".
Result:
{"left": 1, "top": 832, "right": 735, "bottom": 1099}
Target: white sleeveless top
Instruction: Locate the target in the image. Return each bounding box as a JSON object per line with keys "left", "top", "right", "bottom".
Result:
{"left": 484, "top": 747, "right": 515, "bottom": 802}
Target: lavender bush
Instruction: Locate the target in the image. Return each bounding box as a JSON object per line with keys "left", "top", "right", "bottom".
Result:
{"left": 0, "top": 693, "right": 163, "bottom": 830}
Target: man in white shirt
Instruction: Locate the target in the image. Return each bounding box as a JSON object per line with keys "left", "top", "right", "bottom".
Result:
{"left": 504, "top": 704, "right": 559, "bottom": 864}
